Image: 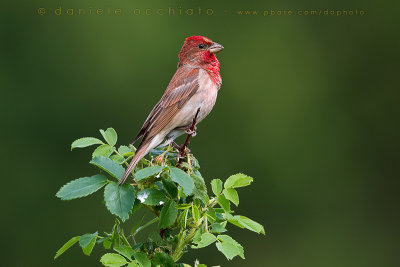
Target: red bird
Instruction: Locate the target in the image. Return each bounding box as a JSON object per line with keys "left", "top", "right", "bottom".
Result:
{"left": 119, "top": 36, "right": 224, "bottom": 185}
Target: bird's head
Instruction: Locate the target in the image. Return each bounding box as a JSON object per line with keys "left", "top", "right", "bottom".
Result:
{"left": 178, "top": 36, "right": 224, "bottom": 67}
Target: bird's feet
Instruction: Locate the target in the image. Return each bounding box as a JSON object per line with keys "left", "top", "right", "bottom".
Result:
{"left": 185, "top": 125, "right": 197, "bottom": 137}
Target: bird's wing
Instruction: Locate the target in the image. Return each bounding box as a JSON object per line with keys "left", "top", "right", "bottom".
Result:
{"left": 134, "top": 67, "right": 200, "bottom": 146}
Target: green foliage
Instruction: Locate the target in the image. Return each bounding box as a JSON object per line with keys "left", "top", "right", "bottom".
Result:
{"left": 100, "top": 128, "right": 118, "bottom": 147}
{"left": 104, "top": 182, "right": 136, "bottom": 221}
{"left": 118, "top": 145, "right": 132, "bottom": 156}
{"left": 100, "top": 253, "right": 128, "bottom": 267}
{"left": 54, "top": 236, "right": 80, "bottom": 259}
{"left": 93, "top": 144, "right": 115, "bottom": 158}
{"left": 225, "top": 215, "right": 265, "bottom": 235}
{"left": 137, "top": 188, "right": 167, "bottom": 206}
{"left": 71, "top": 137, "right": 103, "bottom": 150}
{"left": 224, "top": 173, "right": 253, "bottom": 188}
{"left": 210, "top": 223, "right": 227, "bottom": 233}
{"left": 211, "top": 179, "right": 223, "bottom": 196}
{"left": 55, "top": 128, "right": 265, "bottom": 266}
{"left": 222, "top": 188, "right": 239, "bottom": 206}
{"left": 134, "top": 166, "right": 163, "bottom": 181}
{"left": 192, "top": 233, "right": 217, "bottom": 249}
{"left": 90, "top": 156, "right": 125, "bottom": 180}
{"left": 113, "top": 245, "right": 134, "bottom": 259}
{"left": 152, "top": 252, "right": 175, "bottom": 266}
{"left": 216, "top": 194, "right": 230, "bottom": 212}
{"left": 56, "top": 174, "right": 107, "bottom": 200}
{"left": 79, "top": 232, "right": 98, "bottom": 256}
{"left": 169, "top": 166, "right": 194, "bottom": 195}
{"left": 216, "top": 235, "right": 244, "bottom": 260}
{"left": 158, "top": 200, "right": 178, "bottom": 229}
{"left": 133, "top": 251, "right": 151, "bottom": 267}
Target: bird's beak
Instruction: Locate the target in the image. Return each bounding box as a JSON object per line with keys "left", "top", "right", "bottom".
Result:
{"left": 209, "top": 42, "right": 224, "bottom": 54}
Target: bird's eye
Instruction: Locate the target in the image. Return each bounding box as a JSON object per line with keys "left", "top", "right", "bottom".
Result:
{"left": 198, "top": 44, "right": 205, "bottom": 49}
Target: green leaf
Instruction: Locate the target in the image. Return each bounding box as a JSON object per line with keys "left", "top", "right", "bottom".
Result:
{"left": 118, "top": 145, "right": 131, "bottom": 156}
{"left": 134, "top": 166, "right": 163, "bottom": 181}
{"left": 79, "top": 234, "right": 97, "bottom": 249}
{"left": 192, "top": 205, "right": 200, "bottom": 222}
{"left": 131, "top": 198, "right": 142, "bottom": 216}
{"left": 90, "top": 156, "right": 125, "bottom": 180}
{"left": 136, "top": 188, "right": 167, "bottom": 206}
{"left": 93, "top": 144, "right": 115, "bottom": 159}
{"left": 100, "top": 253, "right": 128, "bottom": 267}
{"left": 224, "top": 173, "right": 253, "bottom": 189}
{"left": 178, "top": 208, "right": 189, "bottom": 228}
{"left": 218, "top": 235, "right": 245, "bottom": 259}
{"left": 158, "top": 200, "right": 178, "bottom": 229}
{"left": 169, "top": 167, "right": 194, "bottom": 195}
{"left": 227, "top": 215, "right": 265, "bottom": 234}
{"left": 79, "top": 232, "right": 98, "bottom": 256}
{"left": 104, "top": 182, "right": 136, "bottom": 221}
{"left": 127, "top": 261, "right": 139, "bottom": 267}
{"left": 216, "top": 195, "right": 230, "bottom": 212}
{"left": 194, "top": 261, "right": 207, "bottom": 267}
{"left": 148, "top": 231, "right": 165, "bottom": 246}
{"left": 177, "top": 204, "right": 192, "bottom": 209}
{"left": 71, "top": 137, "right": 103, "bottom": 150}
{"left": 131, "top": 243, "right": 143, "bottom": 252}
{"left": 113, "top": 245, "right": 134, "bottom": 259}
{"left": 192, "top": 232, "right": 217, "bottom": 249}
{"left": 191, "top": 172, "right": 208, "bottom": 203}
{"left": 216, "top": 241, "right": 240, "bottom": 260}
{"left": 192, "top": 229, "right": 202, "bottom": 244}
{"left": 214, "top": 208, "right": 225, "bottom": 214}
{"left": 151, "top": 252, "right": 174, "bottom": 267}
{"left": 110, "top": 154, "right": 125, "bottom": 164}
{"left": 133, "top": 251, "right": 151, "bottom": 267}
{"left": 100, "top": 128, "right": 118, "bottom": 146}
{"left": 54, "top": 236, "right": 80, "bottom": 259}
{"left": 162, "top": 178, "right": 178, "bottom": 199}
{"left": 223, "top": 188, "right": 239, "bottom": 206}
{"left": 239, "top": 216, "right": 265, "bottom": 235}
{"left": 56, "top": 174, "right": 107, "bottom": 200}
{"left": 103, "top": 239, "right": 112, "bottom": 249}
{"left": 211, "top": 179, "right": 223, "bottom": 196}
{"left": 206, "top": 208, "right": 217, "bottom": 223}
{"left": 211, "top": 223, "right": 227, "bottom": 233}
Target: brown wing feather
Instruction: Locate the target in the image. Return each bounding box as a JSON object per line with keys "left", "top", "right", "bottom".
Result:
{"left": 134, "top": 67, "right": 200, "bottom": 146}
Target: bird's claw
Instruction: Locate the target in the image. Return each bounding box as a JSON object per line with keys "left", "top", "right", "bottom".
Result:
{"left": 185, "top": 125, "right": 197, "bottom": 137}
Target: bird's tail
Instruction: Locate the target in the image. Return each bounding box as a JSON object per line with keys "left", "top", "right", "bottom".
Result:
{"left": 118, "top": 142, "right": 150, "bottom": 185}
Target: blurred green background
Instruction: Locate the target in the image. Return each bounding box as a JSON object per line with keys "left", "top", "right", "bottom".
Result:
{"left": 1, "top": 0, "right": 399, "bottom": 266}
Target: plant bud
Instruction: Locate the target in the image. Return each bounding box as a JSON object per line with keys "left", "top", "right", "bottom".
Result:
{"left": 155, "top": 154, "right": 164, "bottom": 164}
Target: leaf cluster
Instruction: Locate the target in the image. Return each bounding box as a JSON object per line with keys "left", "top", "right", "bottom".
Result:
{"left": 56, "top": 128, "right": 265, "bottom": 266}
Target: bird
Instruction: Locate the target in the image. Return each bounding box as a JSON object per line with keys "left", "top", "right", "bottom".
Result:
{"left": 118, "top": 36, "right": 224, "bottom": 185}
